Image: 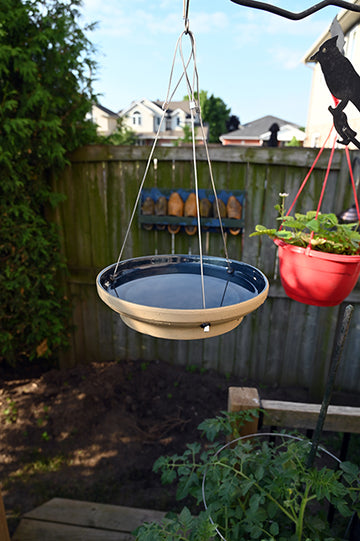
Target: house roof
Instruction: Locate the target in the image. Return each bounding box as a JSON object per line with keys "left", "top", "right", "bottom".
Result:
{"left": 120, "top": 98, "right": 163, "bottom": 117}
{"left": 93, "top": 103, "right": 119, "bottom": 118}
{"left": 303, "top": 0, "right": 360, "bottom": 63}
{"left": 153, "top": 100, "right": 192, "bottom": 116}
{"left": 260, "top": 124, "right": 306, "bottom": 142}
{"left": 220, "top": 115, "right": 301, "bottom": 141}
{"left": 120, "top": 98, "right": 193, "bottom": 118}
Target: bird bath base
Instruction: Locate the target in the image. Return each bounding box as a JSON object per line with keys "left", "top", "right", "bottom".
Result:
{"left": 96, "top": 255, "right": 269, "bottom": 340}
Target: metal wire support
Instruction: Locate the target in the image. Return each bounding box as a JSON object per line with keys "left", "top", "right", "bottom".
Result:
{"left": 202, "top": 433, "right": 341, "bottom": 541}
{"left": 306, "top": 304, "right": 354, "bottom": 469}
{"left": 230, "top": 0, "right": 360, "bottom": 20}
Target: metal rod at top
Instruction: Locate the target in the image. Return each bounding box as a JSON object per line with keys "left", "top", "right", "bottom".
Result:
{"left": 230, "top": 0, "right": 360, "bottom": 20}
{"left": 183, "top": 0, "right": 190, "bottom": 20}
{"left": 183, "top": 0, "right": 190, "bottom": 31}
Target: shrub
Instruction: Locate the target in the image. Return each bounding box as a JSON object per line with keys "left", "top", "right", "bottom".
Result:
{"left": 0, "top": 0, "right": 98, "bottom": 365}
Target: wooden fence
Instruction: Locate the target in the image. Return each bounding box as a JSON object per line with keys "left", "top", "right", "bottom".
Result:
{"left": 51, "top": 144, "right": 360, "bottom": 398}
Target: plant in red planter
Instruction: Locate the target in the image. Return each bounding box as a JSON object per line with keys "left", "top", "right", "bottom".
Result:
{"left": 251, "top": 195, "right": 360, "bottom": 306}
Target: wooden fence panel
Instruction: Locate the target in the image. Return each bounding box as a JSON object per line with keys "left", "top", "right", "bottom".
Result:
{"left": 54, "top": 145, "right": 360, "bottom": 398}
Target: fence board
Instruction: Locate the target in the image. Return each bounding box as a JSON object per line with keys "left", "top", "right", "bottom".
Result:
{"left": 53, "top": 145, "right": 360, "bottom": 397}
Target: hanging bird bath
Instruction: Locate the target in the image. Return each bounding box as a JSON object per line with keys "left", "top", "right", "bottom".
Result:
{"left": 97, "top": 255, "right": 268, "bottom": 340}
{"left": 96, "top": 5, "right": 269, "bottom": 339}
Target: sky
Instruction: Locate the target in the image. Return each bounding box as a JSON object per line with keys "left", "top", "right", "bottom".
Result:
{"left": 79, "top": 0, "right": 343, "bottom": 127}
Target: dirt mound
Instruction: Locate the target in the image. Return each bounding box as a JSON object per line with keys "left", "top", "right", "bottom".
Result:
{"left": 1, "top": 358, "right": 358, "bottom": 535}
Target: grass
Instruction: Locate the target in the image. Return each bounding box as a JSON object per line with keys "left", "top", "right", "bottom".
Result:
{"left": 3, "top": 451, "right": 71, "bottom": 490}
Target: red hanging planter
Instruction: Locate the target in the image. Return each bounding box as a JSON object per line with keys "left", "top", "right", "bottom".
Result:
{"left": 252, "top": 130, "right": 360, "bottom": 307}
{"left": 273, "top": 130, "right": 360, "bottom": 306}
{"left": 274, "top": 238, "right": 360, "bottom": 306}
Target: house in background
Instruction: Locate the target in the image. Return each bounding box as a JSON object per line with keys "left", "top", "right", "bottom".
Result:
{"left": 91, "top": 103, "right": 119, "bottom": 136}
{"left": 303, "top": 2, "right": 360, "bottom": 148}
{"left": 219, "top": 115, "right": 305, "bottom": 146}
{"left": 120, "top": 98, "right": 207, "bottom": 146}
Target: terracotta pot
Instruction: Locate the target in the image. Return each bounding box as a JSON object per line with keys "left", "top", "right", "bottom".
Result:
{"left": 141, "top": 196, "right": 155, "bottom": 230}
{"left": 184, "top": 192, "right": 197, "bottom": 236}
{"left": 155, "top": 195, "right": 167, "bottom": 230}
{"left": 226, "top": 195, "right": 242, "bottom": 235}
{"left": 167, "top": 192, "right": 184, "bottom": 234}
{"left": 274, "top": 238, "right": 360, "bottom": 306}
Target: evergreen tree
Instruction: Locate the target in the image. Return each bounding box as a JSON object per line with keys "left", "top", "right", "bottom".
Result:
{"left": 201, "top": 94, "right": 231, "bottom": 143}
{"left": 0, "top": 0, "right": 98, "bottom": 366}
{"left": 183, "top": 91, "right": 233, "bottom": 143}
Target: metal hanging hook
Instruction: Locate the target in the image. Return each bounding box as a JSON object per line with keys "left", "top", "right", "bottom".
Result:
{"left": 183, "top": 0, "right": 190, "bottom": 32}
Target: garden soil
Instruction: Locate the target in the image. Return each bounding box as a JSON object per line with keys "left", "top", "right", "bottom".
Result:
{"left": 1, "top": 358, "right": 359, "bottom": 535}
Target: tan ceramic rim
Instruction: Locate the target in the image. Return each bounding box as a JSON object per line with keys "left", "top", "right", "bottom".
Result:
{"left": 96, "top": 257, "right": 269, "bottom": 340}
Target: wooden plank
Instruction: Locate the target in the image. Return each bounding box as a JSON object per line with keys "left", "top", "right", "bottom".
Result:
{"left": 310, "top": 305, "right": 340, "bottom": 399}
{"left": 12, "top": 520, "right": 133, "bottom": 541}
{"left": 138, "top": 215, "right": 245, "bottom": 228}
{"left": 228, "top": 386, "right": 260, "bottom": 436}
{"left": 68, "top": 145, "right": 343, "bottom": 170}
{"left": 23, "top": 498, "right": 166, "bottom": 531}
{"left": 0, "top": 489, "right": 10, "bottom": 541}
{"left": 88, "top": 161, "right": 111, "bottom": 269}
{"left": 13, "top": 499, "right": 166, "bottom": 541}
{"left": 337, "top": 307, "right": 360, "bottom": 392}
{"left": 232, "top": 310, "right": 254, "bottom": 378}
{"left": 261, "top": 400, "right": 360, "bottom": 433}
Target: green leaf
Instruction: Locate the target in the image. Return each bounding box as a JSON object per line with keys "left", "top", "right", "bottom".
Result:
{"left": 270, "top": 521, "right": 279, "bottom": 535}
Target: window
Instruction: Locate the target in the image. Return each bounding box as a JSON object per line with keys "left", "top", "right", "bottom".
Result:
{"left": 132, "top": 111, "right": 142, "bottom": 126}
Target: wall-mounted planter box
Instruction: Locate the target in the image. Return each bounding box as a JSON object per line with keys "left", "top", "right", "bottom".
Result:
{"left": 138, "top": 188, "right": 245, "bottom": 233}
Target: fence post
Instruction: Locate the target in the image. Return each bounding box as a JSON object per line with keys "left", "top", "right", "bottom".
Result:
{"left": 228, "top": 387, "right": 260, "bottom": 437}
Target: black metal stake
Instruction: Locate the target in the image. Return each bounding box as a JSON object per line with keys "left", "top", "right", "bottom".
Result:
{"left": 306, "top": 304, "right": 354, "bottom": 468}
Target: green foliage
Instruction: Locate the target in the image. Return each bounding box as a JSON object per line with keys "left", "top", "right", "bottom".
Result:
{"left": 0, "top": 0, "right": 98, "bottom": 365}
{"left": 135, "top": 507, "right": 218, "bottom": 541}
{"left": 174, "top": 124, "right": 194, "bottom": 146}
{"left": 135, "top": 412, "right": 360, "bottom": 541}
{"left": 201, "top": 93, "right": 231, "bottom": 143}
{"left": 250, "top": 195, "right": 360, "bottom": 255}
{"left": 3, "top": 398, "right": 18, "bottom": 423}
{"left": 285, "top": 136, "right": 302, "bottom": 147}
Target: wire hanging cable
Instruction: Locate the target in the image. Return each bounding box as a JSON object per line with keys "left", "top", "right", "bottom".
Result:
{"left": 345, "top": 146, "right": 360, "bottom": 223}
{"left": 113, "top": 29, "right": 197, "bottom": 278}
{"left": 281, "top": 125, "right": 334, "bottom": 226}
{"left": 112, "top": 16, "right": 231, "bottom": 306}
{"left": 177, "top": 29, "right": 231, "bottom": 268}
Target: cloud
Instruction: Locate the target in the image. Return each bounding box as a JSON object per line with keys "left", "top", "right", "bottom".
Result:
{"left": 84, "top": 8, "right": 184, "bottom": 40}
{"left": 269, "top": 47, "right": 304, "bottom": 70}
{"left": 189, "top": 12, "right": 229, "bottom": 34}
{"left": 81, "top": 1, "right": 230, "bottom": 40}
